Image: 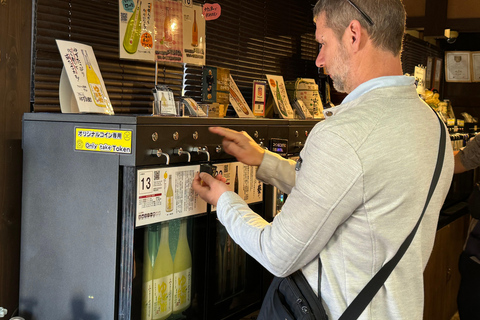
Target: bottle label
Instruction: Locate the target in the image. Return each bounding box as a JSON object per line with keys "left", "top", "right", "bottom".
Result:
{"left": 89, "top": 83, "right": 107, "bottom": 107}
{"left": 153, "top": 274, "right": 173, "bottom": 319}
{"left": 173, "top": 268, "right": 192, "bottom": 311}
{"left": 142, "top": 280, "right": 153, "bottom": 319}
{"left": 166, "top": 196, "right": 173, "bottom": 212}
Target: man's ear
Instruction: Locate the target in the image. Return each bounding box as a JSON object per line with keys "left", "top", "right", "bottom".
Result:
{"left": 346, "top": 20, "right": 363, "bottom": 52}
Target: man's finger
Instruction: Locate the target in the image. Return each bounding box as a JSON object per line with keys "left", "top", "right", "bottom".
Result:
{"left": 209, "top": 127, "right": 243, "bottom": 143}
{"left": 198, "top": 172, "right": 216, "bottom": 185}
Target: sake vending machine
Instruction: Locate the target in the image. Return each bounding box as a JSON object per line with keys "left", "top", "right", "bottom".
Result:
{"left": 19, "top": 114, "right": 318, "bottom": 320}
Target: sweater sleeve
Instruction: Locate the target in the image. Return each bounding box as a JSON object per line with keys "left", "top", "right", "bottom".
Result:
{"left": 459, "top": 134, "right": 480, "bottom": 171}
{"left": 215, "top": 127, "right": 364, "bottom": 277}
{"left": 256, "top": 150, "right": 297, "bottom": 194}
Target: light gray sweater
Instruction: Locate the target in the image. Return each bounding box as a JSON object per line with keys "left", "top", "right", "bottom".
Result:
{"left": 216, "top": 83, "right": 454, "bottom": 319}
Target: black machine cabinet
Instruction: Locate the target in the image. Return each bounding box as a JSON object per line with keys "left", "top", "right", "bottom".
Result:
{"left": 19, "top": 113, "right": 320, "bottom": 320}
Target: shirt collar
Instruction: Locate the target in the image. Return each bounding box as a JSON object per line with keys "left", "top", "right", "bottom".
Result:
{"left": 323, "top": 76, "right": 415, "bottom": 118}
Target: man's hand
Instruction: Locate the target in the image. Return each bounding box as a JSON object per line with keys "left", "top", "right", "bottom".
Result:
{"left": 209, "top": 127, "right": 265, "bottom": 166}
{"left": 192, "top": 172, "right": 229, "bottom": 206}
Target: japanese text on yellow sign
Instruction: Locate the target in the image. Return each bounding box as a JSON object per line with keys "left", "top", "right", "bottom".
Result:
{"left": 75, "top": 128, "right": 132, "bottom": 154}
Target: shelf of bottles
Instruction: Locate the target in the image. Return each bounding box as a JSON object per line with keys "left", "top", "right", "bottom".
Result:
{"left": 132, "top": 160, "right": 265, "bottom": 320}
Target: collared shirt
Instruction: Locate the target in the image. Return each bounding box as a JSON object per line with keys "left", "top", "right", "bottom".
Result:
{"left": 323, "top": 76, "right": 415, "bottom": 118}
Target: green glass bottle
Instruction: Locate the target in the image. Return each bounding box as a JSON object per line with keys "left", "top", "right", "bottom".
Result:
{"left": 123, "top": 0, "right": 142, "bottom": 54}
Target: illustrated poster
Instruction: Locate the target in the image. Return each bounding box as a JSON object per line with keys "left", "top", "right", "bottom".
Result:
{"left": 57, "top": 40, "right": 114, "bottom": 115}
{"left": 266, "top": 74, "right": 294, "bottom": 119}
{"left": 183, "top": 3, "right": 206, "bottom": 65}
{"left": 212, "top": 162, "right": 263, "bottom": 211}
{"left": 136, "top": 165, "right": 208, "bottom": 227}
{"left": 155, "top": 0, "right": 183, "bottom": 62}
{"left": 252, "top": 80, "right": 267, "bottom": 117}
{"left": 119, "top": 0, "right": 155, "bottom": 60}
{"left": 229, "top": 75, "right": 254, "bottom": 118}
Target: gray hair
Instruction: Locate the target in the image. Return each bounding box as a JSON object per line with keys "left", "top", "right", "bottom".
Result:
{"left": 313, "top": 0, "right": 406, "bottom": 56}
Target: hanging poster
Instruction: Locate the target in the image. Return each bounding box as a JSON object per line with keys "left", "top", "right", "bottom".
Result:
{"left": 57, "top": 40, "right": 114, "bottom": 115}
{"left": 136, "top": 165, "right": 208, "bottom": 226}
{"left": 266, "top": 74, "right": 294, "bottom": 119}
{"left": 119, "top": 0, "right": 155, "bottom": 60}
{"left": 155, "top": 0, "right": 183, "bottom": 62}
{"left": 183, "top": 3, "right": 206, "bottom": 65}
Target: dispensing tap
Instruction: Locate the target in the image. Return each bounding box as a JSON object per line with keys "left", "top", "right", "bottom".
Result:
{"left": 151, "top": 148, "right": 170, "bottom": 165}
{"left": 194, "top": 146, "right": 210, "bottom": 162}
{"left": 174, "top": 147, "right": 191, "bottom": 162}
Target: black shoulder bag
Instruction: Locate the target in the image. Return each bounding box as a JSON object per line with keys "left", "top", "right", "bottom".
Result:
{"left": 257, "top": 114, "right": 447, "bottom": 320}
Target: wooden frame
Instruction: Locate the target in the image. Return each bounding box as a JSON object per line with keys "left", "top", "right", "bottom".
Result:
{"left": 425, "top": 56, "right": 434, "bottom": 89}
{"left": 472, "top": 51, "right": 480, "bottom": 82}
{"left": 445, "top": 51, "right": 471, "bottom": 82}
{"left": 432, "top": 57, "right": 443, "bottom": 91}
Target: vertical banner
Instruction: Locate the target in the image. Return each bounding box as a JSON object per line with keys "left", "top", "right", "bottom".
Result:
{"left": 119, "top": 0, "right": 155, "bottom": 60}
{"left": 155, "top": 0, "right": 183, "bottom": 62}
{"left": 183, "top": 3, "right": 206, "bottom": 65}
{"left": 202, "top": 66, "right": 217, "bottom": 102}
{"left": 252, "top": 80, "right": 267, "bottom": 117}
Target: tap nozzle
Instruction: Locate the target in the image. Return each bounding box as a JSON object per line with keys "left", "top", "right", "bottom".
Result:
{"left": 174, "top": 148, "right": 191, "bottom": 162}
{"left": 195, "top": 146, "right": 210, "bottom": 162}
{"left": 151, "top": 148, "right": 170, "bottom": 165}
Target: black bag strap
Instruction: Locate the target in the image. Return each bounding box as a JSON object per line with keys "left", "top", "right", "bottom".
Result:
{"left": 337, "top": 114, "right": 447, "bottom": 320}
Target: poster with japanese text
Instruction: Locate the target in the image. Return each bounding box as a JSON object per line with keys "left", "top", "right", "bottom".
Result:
{"left": 119, "top": 0, "right": 155, "bottom": 60}
{"left": 229, "top": 75, "right": 254, "bottom": 118}
{"left": 155, "top": 0, "right": 183, "bottom": 62}
{"left": 266, "top": 74, "right": 294, "bottom": 119}
{"left": 211, "top": 162, "right": 263, "bottom": 211}
{"left": 136, "top": 165, "right": 208, "bottom": 227}
{"left": 182, "top": 3, "right": 205, "bottom": 65}
{"left": 56, "top": 40, "right": 114, "bottom": 115}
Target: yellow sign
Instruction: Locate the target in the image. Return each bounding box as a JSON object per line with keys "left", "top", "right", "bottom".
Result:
{"left": 75, "top": 128, "right": 132, "bottom": 154}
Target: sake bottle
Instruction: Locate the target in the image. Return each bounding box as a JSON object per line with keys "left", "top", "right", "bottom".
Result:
{"left": 82, "top": 49, "right": 107, "bottom": 108}
{"left": 142, "top": 225, "right": 159, "bottom": 320}
{"left": 191, "top": 10, "right": 198, "bottom": 47}
{"left": 173, "top": 218, "right": 192, "bottom": 314}
{"left": 234, "top": 166, "right": 239, "bottom": 194}
{"left": 216, "top": 223, "right": 224, "bottom": 299}
{"left": 123, "top": 0, "right": 142, "bottom": 54}
{"left": 223, "top": 233, "right": 233, "bottom": 296}
{"left": 152, "top": 222, "right": 173, "bottom": 320}
{"left": 161, "top": 92, "right": 168, "bottom": 111}
{"left": 166, "top": 174, "right": 174, "bottom": 213}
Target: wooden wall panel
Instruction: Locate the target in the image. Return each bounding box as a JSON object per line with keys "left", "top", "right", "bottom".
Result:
{"left": 403, "top": 0, "right": 426, "bottom": 18}
{"left": 448, "top": 0, "right": 480, "bottom": 19}
{"left": 0, "top": 0, "right": 32, "bottom": 317}
{"left": 423, "top": 214, "right": 470, "bottom": 320}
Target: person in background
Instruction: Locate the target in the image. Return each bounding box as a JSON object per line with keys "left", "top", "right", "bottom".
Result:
{"left": 454, "top": 135, "right": 480, "bottom": 320}
{"left": 193, "top": 0, "right": 454, "bottom": 318}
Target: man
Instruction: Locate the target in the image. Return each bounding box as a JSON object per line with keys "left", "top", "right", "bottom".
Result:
{"left": 193, "top": 0, "right": 454, "bottom": 318}
{"left": 453, "top": 137, "right": 480, "bottom": 320}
